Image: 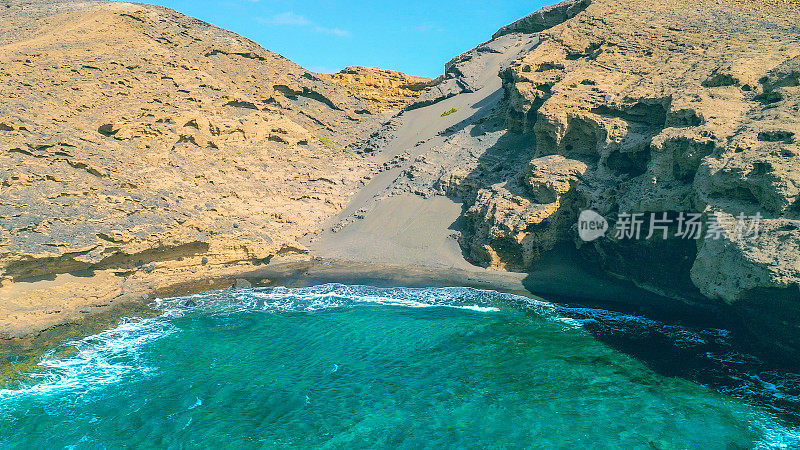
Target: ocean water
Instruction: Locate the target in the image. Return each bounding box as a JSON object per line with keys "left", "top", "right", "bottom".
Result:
{"left": 1, "top": 284, "right": 799, "bottom": 448}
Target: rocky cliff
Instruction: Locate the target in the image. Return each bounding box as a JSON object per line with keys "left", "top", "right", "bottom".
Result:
{"left": 323, "top": 0, "right": 800, "bottom": 358}
{"left": 445, "top": 0, "right": 800, "bottom": 354}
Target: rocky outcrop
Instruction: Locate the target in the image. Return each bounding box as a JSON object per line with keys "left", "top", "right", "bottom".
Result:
{"left": 451, "top": 0, "right": 800, "bottom": 356}
{"left": 0, "top": 0, "right": 379, "bottom": 334}
{"left": 322, "top": 67, "right": 432, "bottom": 113}
{"left": 463, "top": 156, "right": 588, "bottom": 270}
{"left": 492, "top": 0, "right": 592, "bottom": 38}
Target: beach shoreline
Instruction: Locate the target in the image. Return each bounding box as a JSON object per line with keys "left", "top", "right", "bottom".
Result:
{"left": 0, "top": 249, "right": 739, "bottom": 380}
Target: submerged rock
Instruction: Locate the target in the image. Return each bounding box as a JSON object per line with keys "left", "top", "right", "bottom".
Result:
{"left": 233, "top": 278, "right": 252, "bottom": 290}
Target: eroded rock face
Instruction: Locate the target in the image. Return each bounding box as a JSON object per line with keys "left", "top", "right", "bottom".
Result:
{"left": 322, "top": 67, "right": 432, "bottom": 113}
{"left": 0, "top": 1, "right": 378, "bottom": 285}
{"left": 455, "top": 0, "right": 800, "bottom": 351}
{"left": 463, "top": 156, "right": 587, "bottom": 270}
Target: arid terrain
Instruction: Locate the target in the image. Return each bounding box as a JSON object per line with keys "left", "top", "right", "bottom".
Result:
{"left": 0, "top": 0, "right": 415, "bottom": 340}
{"left": 2, "top": 0, "right": 800, "bottom": 363}
{"left": 311, "top": 0, "right": 800, "bottom": 359}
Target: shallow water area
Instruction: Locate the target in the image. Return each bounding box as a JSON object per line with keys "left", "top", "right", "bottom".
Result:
{"left": 1, "top": 284, "right": 798, "bottom": 448}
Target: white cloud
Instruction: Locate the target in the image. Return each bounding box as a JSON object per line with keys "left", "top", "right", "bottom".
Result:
{"left": 261, "top": 12, "right": 312, "bottom": 26}
{"left": 258, "top": 12, "right": 350, "bottom": 37}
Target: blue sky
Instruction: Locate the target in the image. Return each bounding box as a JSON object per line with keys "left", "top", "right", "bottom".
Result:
{"left": 146, "top": 0, "right": 550, "bottom": 78}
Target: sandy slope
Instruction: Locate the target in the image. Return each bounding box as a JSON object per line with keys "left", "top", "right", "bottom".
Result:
{"left": 304, "top": 32, "right": 685, "bottom": 313}
{"left": 308, "top": 33, "right": 537, "bottom": 268}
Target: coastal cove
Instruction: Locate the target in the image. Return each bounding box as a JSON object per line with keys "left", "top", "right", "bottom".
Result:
{"left": 2, "top": 0, "right": 799, "bottom": 366}
{"left": 3, "top": 266, "right": 800, "bottom": 444}
{"left": 1, "top": 0, "right": 800, "bottom": 446}
{"left": 0, "top": 252, "right": 745, "bottom": 377}
{"left": 2, "top": 283, "right": 800, "bottom": 448}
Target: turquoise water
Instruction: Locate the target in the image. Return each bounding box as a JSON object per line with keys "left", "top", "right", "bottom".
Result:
{"left": 1, "top": 284, "right": 798, "bottom": 448}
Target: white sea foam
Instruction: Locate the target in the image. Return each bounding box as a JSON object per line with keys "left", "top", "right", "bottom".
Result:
{"left": 0, "top": 315, "right": 179, "bottom": 403}
{"left": 1, "top": 285, "right": 512, "bottom": 404}
{"left": 155, "top": 284, "right": 520, "bottom": 316}
{"left": 4, "top": 281, "right": 800, "bottom": 445}
{"left": 454, "top": 305, "right": 501, "bottom": 312}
